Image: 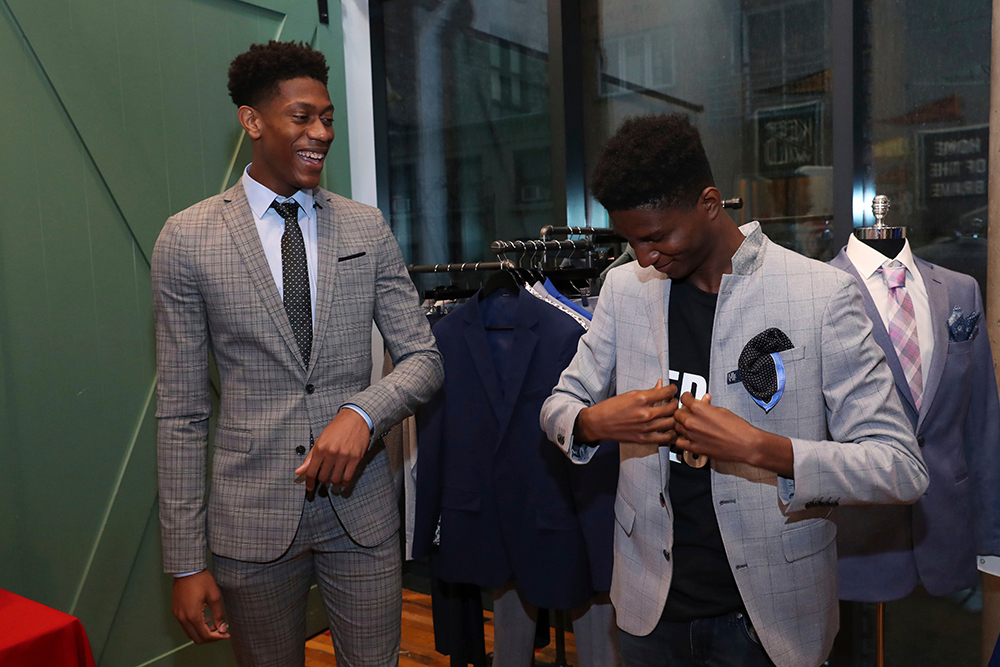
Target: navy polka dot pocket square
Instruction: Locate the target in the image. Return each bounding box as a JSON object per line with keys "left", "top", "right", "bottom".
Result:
{"left": 737, "top": 328, "right": 795, "bottom": 412}
{"left": 947, "top": 306, "right": 979, "bottom": 342}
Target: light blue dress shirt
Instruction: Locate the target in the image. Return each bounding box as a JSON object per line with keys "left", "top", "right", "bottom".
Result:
{"left": 242, "top": 165, "right": 319, "bottom": 324}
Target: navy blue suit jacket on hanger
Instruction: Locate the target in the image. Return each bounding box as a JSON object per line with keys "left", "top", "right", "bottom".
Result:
{"left": 413, "top": 288, "right": 616, "bottom": 610}
{"left": 830, "top": 249, "right": 1000, "bottom": 600}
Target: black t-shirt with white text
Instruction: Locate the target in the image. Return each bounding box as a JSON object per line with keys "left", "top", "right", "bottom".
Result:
{"left": 661, "top": 277, "right": 744, "bottom": 622}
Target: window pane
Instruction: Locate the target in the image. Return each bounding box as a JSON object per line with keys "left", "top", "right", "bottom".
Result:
{"left": 865, "top": 2, "right": 990, "bottom": 659}
{"left": 583, "top": 0, "right": 835, "bottom": 260}
{"left": 867, "top": 0, "right": 991, "bottom": 298}
{"left": 382, "top": 1, "right": 552, "bottom": 282}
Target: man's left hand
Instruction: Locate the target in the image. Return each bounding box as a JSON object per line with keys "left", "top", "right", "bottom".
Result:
{"left": 295, "top": 408, "right": 371, "bottom": 491}
{"left": 674, "top": 392, "right": 794, "bottom": 477}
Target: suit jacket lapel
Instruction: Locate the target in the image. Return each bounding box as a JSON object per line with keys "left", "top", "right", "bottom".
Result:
{"left": 643, "top": 275, "right": 671, "bottom": 382}
{"left": 221, "top": 184, "right": 306, "bottom": 369}
{"left": 494, "top": 295, "right": 539, "bottom": 439}
{"left": 462, "top": 299, "right": 505, "bottom": 423}
{"left": 306, "top": 191, "right": 339, "bottom": 379}
{"left": 830, "top": 249, "right": 918, "bottom": 417}
{"left": 916, "top": 258, "right": 949, "bottom": 429}
{"left": 642, "top": 274, "right": 671, "bottom": 494}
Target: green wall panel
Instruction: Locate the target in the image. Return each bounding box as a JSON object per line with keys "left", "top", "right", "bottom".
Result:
{"left": 0, "top": 0, "right": 352, "bottom": 664}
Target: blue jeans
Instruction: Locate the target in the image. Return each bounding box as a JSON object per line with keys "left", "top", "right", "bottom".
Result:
{"left": 618, "top": 610, "right": 775, "bottom": 667}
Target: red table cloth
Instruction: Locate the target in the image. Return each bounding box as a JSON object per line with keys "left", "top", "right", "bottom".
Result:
{"left": 0, "top": 589, "right": 96, "bottom": 667}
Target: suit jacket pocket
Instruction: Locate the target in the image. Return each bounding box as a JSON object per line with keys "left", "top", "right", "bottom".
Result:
{"left": 441, "top": 487, "right": 481, "bottom": 512}
{"left": 214, "top": 426, "right": 253, "bottom": 453}
{"left": 615, "top": 493, "right": 636, "bottom": 537}
{"left": 948, "top": 339, "right": 974, "bottom": 355}
{"left": 338, "top": 251, "right": 367, "bottom": 262}
{"left": 536, "top": 506, "right": 578, "bottom": 531}
{"left": 781, "top": 344, "right": 807, "bottom": 362}
{"left": 782, "top": 518, "right": 836, "bottom": 563}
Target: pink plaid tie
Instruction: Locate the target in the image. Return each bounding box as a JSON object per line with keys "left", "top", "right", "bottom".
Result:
{"left": 879, "top": 263, "right": 923, "bottom": 410}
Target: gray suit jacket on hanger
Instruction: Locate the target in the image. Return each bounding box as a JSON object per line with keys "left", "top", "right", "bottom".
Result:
{"left": 541, "top": 222, "right": 928, "bottom": 667}
{"left": 152, "top": 182, "right": 442, "bottom": 573}
{"left": 829, "top": 248, "right": 1000, "bottom": 600}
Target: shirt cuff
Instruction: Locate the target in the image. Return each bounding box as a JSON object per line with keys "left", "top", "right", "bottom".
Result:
{"left": 173, "top": 570, "right": 204, "bottom": 578}
{"left": 978, "top": 555, "right": 1000, "bottom": 577}
{"left": 342, "top": 404, "right": 374, "bottom": 433}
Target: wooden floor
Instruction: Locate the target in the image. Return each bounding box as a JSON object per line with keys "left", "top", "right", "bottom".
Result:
{"left": 305, "top": 589, "right": 578, "bottom": 666}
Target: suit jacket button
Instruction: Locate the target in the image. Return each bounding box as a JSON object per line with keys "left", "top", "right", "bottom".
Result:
{"left": 663, "top": 549, "right": 671, "bottom": 561}
{"left": 306, "top": 384, "right": 315, "bottom": 394}
{"left": 295, "top": 445, "right": 306, "bottom": 455}
{"left": 917, "top": 436, "right": 925, "bottom": 448}
{"left": 660, "top": 492, "right": 666, "bottom": 507}
{"left": 557, "top": 434, "right": 565, "bottom": 445}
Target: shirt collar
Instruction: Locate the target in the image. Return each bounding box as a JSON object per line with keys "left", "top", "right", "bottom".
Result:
{"left": 241, "top": 164, "right": 315, "bottom": 220}
{"left": 845, "top": 234, "right": 919, "bottom": 280}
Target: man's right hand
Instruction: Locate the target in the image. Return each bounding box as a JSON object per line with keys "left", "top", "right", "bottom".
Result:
{"left": 574, "top": 380, "right": 678, "bottom": 445}
{"left": 172, "top": 570, "right": 230, "bottom": 644}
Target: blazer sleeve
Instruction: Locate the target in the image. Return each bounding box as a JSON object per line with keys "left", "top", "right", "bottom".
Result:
{"left": 540, "top": 269, "right": 619, "bottom": 464}
{"left": 411, "top": 377, "right": 445, "bottom": 560}
{"left": 344, "top": 215, "right": 444, "bottom": 438}
{"left": 779, "top": 272, "right": 929, "bottom": 512}
{"left": 151, "top": 215, "right": 212, "bottom": 574}
{"left": 962, "top": 282, "right": 1000, "bottom": 556}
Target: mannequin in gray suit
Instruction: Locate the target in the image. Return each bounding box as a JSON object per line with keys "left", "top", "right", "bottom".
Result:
{"left": 152, "top": 42, "right": 442, "bottom": 666}
{"left": 540, "top": 115, "right": 928, "bottom": 667}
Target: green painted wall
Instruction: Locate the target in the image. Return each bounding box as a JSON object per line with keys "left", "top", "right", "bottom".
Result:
{"left": 0, "top": 0, "right": 351, "bottom": 664}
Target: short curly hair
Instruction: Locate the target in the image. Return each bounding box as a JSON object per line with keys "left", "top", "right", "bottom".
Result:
{"left": 591, "top": 114, "right": 715, "bottom": 212}
{"left": 228, "top": 40, "right": 329, "bottom": 108}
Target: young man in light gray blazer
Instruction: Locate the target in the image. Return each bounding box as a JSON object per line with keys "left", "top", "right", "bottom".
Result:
{"left": 540, "top": 114, "right": 929, "bottom": 667}
{"left": 152, "top": 41, "right": 442, "bottom": 666}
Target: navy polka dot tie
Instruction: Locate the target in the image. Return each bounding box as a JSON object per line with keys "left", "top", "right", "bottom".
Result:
{"left": 271, "top": 199, "right": 312, "bottom": 366}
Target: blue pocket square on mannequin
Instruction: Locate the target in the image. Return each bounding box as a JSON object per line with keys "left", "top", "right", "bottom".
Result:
{"left": 737, "top": 328, "right": 795, "bottom": 412}
{"left": 947, "top": 306, "right": 980, "bottom": 342}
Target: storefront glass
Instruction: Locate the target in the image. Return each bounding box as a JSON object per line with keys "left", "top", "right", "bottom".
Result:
{"left": 863, "top": 1, "right": 991, "bottom": 664}
{"left": 865, "top": 0, "right": 991, "bottom": 296}
{"left": 376, "top": 3, "right": 994, "bottom": 661}
{"left": 580, "top": 0, "right": 836, "bottom": 260}
{"left": 380, "top": 0, "right": 553, "bottom": 275}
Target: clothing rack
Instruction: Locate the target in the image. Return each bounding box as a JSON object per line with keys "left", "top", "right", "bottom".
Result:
{"left": 490, "top": 238, "right": 595, "bottom": 253}
{"left": 407, "top": 260, "right": 514, "bottom": 274}
{"left": 409, "top": 253, "right": 590, "bottom": 666}
{"left": 540, "top": 226, "right": 624, "bottom": 242}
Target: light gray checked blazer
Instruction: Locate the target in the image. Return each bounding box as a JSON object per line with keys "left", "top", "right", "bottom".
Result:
{"left": 152, "top": 182, "right": 443, "bottom": 573}
{"left": 540, "top": 222, "right": 928, "bottom": 667}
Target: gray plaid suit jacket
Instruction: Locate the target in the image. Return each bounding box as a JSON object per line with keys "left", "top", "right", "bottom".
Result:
{"left": 152, "top": 182, "right": 443, "bottom": 573}
{"left": 540, "top": 222, "right": 928, "bottom": 667}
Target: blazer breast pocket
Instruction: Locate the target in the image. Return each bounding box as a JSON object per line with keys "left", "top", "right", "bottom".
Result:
{"left": 947, "top": 339, "right": 974, "bottom": 355}
{"left": 332, "top": 250, "right": 375, "bottom": 307}
{"left": 781, "top": 344, "right": 807, "bottom": 362}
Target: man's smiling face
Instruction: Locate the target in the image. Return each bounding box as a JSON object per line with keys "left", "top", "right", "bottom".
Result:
{"left": 243, "top": 76, "right": 334, "bottom": 196}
